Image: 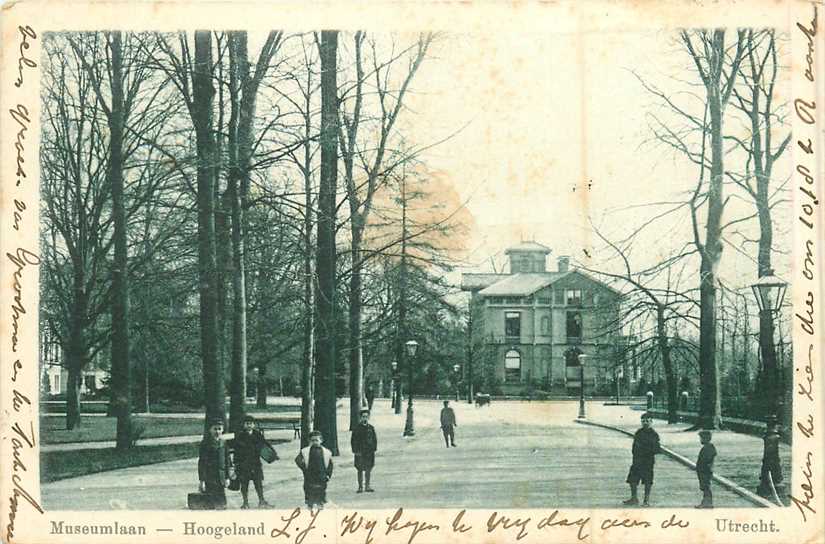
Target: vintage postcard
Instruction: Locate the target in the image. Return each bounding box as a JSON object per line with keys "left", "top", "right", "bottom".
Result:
{"left": 1, "top": 0, "right": 824, "bottom": 543}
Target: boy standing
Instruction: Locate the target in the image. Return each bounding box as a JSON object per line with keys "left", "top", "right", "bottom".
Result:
{"left": 351, "top": 408, "right": 378, "bottom": 493}
{"left": 295, "top": 430, "right": 333, "bottom": 513}
{"left": 623, "top": 413, "right": 660, "bottom": 507}
{"left": 198, "top": 419, "right": 231, "bottom": 509}
{"left": 231, "top": 415, "right": 270, "bottom": 509}
{"left": 440, "top": 400, "right": 457, "bottom": 447}
{"left": 695, "top": 430, "right": 716, "bottom": 508}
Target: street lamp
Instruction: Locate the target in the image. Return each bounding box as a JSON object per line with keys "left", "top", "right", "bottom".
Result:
{"left": 577, "top": 354, "right": 588, "bottom": 419}
{"left": 391, "top": 361, "right": 400, "bottom": 414}
{"left": 453, "top": 364, "right": 461, "bottom": 401}
{"left": 751, "top": 270, "right": 788, "bottom": 499}
{"left": 403, "top": 340, "right": 418, "bottom": 436}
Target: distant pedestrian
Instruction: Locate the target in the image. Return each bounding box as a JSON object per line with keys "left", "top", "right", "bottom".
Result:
{"left": 365, "top": 384, "right": 375, "bottom": 411}
{"left": 351, "top": 408, "right": 378, "bottom": 493}
{"left": 623, "top": 412, "right": 660, "bottom": 506}
{"left": 230, "top": 415, "right": 270, "bottom": 509}
{"left": 695, "top": 430, "right": 716, "bottom": 508}
{"left": 295, "top": 430, "right": 333, "bottom": 514}
{"left": 440, "top": 400, "right": 457, "bottom": 447}
{"left": 198, "top": 419, "right": 231, "bottom": 510}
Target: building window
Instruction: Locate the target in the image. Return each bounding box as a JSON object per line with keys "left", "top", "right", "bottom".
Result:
{"left": 505, "top": 350, "right": 521, "bottom": 383}
{"left": 505, "top": 297, "right": 522, "bottom": 305}
{"left": 566, "top": 311, "right": 582, "bottom": 342}
{"left": 566, "top": 289, "right": 583, "bottom": 306}
{"left": 504, "top": 312, "right": 521, "bottom": 339}
{"left": 84, "top": 374, "right": 97, "bottom": 392}
{"left": 538, "top": 297, "right": 551, "bottom": 305}
{"left": 554, "top": 288, "right": 565, "bottom": 305}
{"left": 519, "top": 259, "right": 530, "bottom": 272}
{"left": 540, "top": 315, "right": 551, "bottom": 334}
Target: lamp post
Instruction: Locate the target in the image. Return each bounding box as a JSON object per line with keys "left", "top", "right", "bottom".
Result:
{"left": 403, "top": 340, "right": 418, "bottom": 436}
{"left": 751, "top": 270, "right": 788, "bottom": 499}
{"left": 453, "top": 364, "right": 461, "bottom": 401}
{"left": 391, "top": 361, "right": 400, "bottom": 414}
{"left": 577, "top": 354, "right": 588, "bottom": 419}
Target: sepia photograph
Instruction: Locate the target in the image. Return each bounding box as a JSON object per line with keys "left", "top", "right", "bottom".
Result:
{"left": 1, "top": 1, "right": 823, "bottom": 543}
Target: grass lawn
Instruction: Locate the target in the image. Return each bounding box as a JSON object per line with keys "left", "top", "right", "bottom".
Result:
{"left": 41, "top": 416, "right": 207, "bottom": 444}
{"left": 40, "top": 438, "right": 289, "bottom": 483}
{"left": 716, "top": 452, "right": 793, "bottom": 505}
{"left": 42, "top": 407, "right": 301, "bottom": 445}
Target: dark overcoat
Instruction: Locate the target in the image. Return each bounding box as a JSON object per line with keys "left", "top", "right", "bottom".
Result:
{"left": 231, "top": 429, "right": 266, "bottom": 481}
{"left": 626, "top": 427, "right": 660, "bottom": 485}
{"left": 198, "top": 437, "right": 230, "bottom": 493}
{"left": 351, "top": 423, "right": 378, "bottom": 470}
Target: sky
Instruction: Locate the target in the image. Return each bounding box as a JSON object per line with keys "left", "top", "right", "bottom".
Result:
{"left": 394, "top": 24, "right": 793, "bottom": 294}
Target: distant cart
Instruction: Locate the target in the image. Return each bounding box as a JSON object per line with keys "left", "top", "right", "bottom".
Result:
{"left": 475, "top": 393, "right": 491, "bottom": 407}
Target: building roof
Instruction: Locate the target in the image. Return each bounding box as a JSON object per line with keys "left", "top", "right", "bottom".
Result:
{"left": 461, "top": 273, "right": 508, "bottom": 291}
{"left": 504, "top": 241, "right": 552, "bottom": 254}
{"left": 478, "top": 272, "right": 566, "bottom": 296}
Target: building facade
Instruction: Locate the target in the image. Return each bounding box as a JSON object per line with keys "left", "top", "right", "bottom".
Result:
{"left": 462, "top": 242, "right": 621, "bottom": 396}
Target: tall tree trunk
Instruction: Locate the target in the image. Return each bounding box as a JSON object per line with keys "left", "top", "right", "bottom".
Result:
{"left": 680, "top": 29, "right": 745, "bottom": 430}
{"left": 301, "top": 141, "right": 315, "bottom": 447}
{"left": 107, "top": 31, "right": 133, "bottom": 449}
{"left": 66, "top": 264, "right": 88, "bottom": 430}
{"left": 657, "top": 306, "right": 677, "bottom": 424}
{"left": 226, "top": 30, "right": 280, "bottom": 427}
{"left": 349, "top": 229, "right": 364, "bottom": 430}
{"left": 193, "top": 30, "right": 224, "bottom": 428}
{"left": 227, "top": 31, "right": 248, "bottom": 433}
{"left": 697, "top": 91, "right": 724, "bottom": 429}
{"left": 66, "top": 365, "right": 82, "bottom": 430}
{"left": 314, "top": 30, "right": 339, "bottom": 455}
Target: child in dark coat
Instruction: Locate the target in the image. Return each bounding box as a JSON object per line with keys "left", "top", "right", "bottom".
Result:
{"left": 295, "top": 430, "right": 333, "bottom": 514}
{"left": 230, "top": 415, "right": 270, "bottom": 509}
{"left": 623, "top": 412, "right": 661, "bottom": 507}
{"left": 695, "top": 430, "right": 716, "bottom": 508}
{"left": 198, "top": 419, "right": 231, "bottom": 509}
{"left": 351, "top": 409, "right": 378, "bottom": 493}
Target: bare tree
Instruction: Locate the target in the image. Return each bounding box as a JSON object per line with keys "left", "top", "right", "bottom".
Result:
{"left": 226, "top": 30, "right": 283, "bottom": 432}
{"left": 338, "top": 32, "right": 434, "bottom": 429}
{"left": 728, "top": 29, "right": 791, "bottom": 423}
{"left": 42, "top": 32, "right": 181, "bottom": 430}
{"left": 314, "top": 30, "right": 340, "bottom": 454}
{"left": 582, "top": 226, "right": 699, "bottom": 423}
{"left": 645, "top": 29, "right": 747, "bottom": 429}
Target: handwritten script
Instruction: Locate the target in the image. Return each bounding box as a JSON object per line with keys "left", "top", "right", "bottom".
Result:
{"left": 790, "top": 4, "right": 820, "bottom": 524}
{"left": 4, "top": 23, "right": 43, "bottom": 544}
{"left": 335, "top": 509, "right": 691, "bottom": 543}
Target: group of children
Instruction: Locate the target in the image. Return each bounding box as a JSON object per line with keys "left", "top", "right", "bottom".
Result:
{"left": 197, "top": 409, "right": 377, "bottom": 513}
{"left": 197, "top": 415, "right": 272, "bottom": 510}
{"left": 199, "top": 409, "right": 717, "bottom": 511}
{"left": 623, "top": 412, "right": 717, "bottom": 509}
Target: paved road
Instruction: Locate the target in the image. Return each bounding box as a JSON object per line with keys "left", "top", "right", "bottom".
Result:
{"left": 40, "top": 400, "right": 754, "bottom": 510}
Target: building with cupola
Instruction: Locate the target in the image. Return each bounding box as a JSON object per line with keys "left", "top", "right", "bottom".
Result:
{"left": 461, "top": 242, "right": 622, "bottom": 396}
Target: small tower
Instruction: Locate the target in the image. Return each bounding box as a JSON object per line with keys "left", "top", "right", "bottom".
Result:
{"left": 505, "top": 241, "right": 552, "bottom": 273}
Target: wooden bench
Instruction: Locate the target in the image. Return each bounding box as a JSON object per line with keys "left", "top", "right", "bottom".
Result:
{"left": 475, "top": 393, "right": 491, "bottom": 407}
{"left": 256, "top": 417, "right": 302, "bottom": 441}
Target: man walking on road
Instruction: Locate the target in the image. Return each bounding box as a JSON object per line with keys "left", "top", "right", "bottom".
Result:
{"left": 440, "top": 400, "right": 457, "bottom": 447}
{"left": 623, "top": 412, "right": 660, "bottom": 506}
